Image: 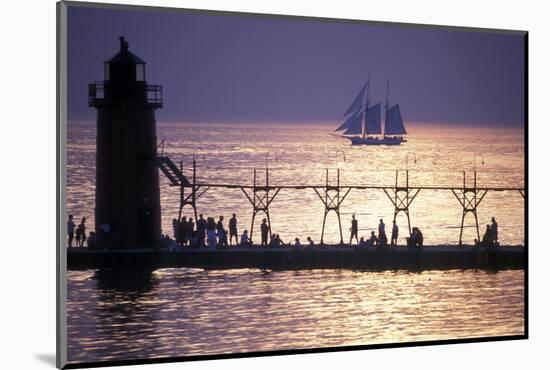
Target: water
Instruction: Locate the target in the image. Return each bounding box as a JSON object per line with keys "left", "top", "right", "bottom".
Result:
{"left": 66, "top": 121, "right": 525, "bottom": 364}
{"left": 67, "top": 268, "right": 524, "bottom": 363}
{"left": 67, "top": 121, "right": 524, "bottom": 245}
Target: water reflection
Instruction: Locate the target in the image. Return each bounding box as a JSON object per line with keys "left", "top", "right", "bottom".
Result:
{"left": 67, "top": 268, "right": 524, "bottom": 364}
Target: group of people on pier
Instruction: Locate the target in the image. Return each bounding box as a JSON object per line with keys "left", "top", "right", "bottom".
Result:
{"left": 162, "top": 213, "right": 423, "bottom": 250}
{"left": 68, "top": 212, "right": 499, "bottom": 250}
{"left": 163, "top": 214, "right": 313, "bottom": 250}
{"left": 165, "top": 214, "right": 303, "bottom": 250}
{"left": 169, "top": 214, "right": 242, "bottom": 249}
{"left": 480, "top": 217, "right": 499, "bottom": 248}
{"left": 348, "top": 215, "right": 423, "bottom": 249}
{"left": 66, "top": 214, "right": 120, "bottom": 249}
{"left": 67, "top": 215, "right": 96, "bottom": 248}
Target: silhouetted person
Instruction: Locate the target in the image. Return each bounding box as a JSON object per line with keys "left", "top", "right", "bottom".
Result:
{"left": 240, "top": 230, "right": 251, "bottom": 246}
{"left": 294, "top": 238, "right": 302, "bottom": 248}
{"left": 358, "top": 237, "right": 367, "bottom": 248}
{"left": 197, "top": 214, "right": 206, "bottom": 247}
{"left": 490, "top": 217, "right": 499, "bottom": 245}
{"left": 269, "top": 234, "right": 277, "bottom": 247}
{"left": 410, "top": 227, "right": 423, "bottom": 248}
{"left": 188, "top": 217, "right": 195, "bottom": 246}
{"left": 482, "top": 224, "right": 492, "bottom": 247}
{"left": 75, "top": 225, "right": 82, "bottom": 247}
{"left": 349, "top": 214, "right": 359, "bottom": 245}
{"left": 206, "top": 217, "right": 217, "bottom": 248}
{"left": 416, "top": 228, "right": 423, "bottom": 248}
{"left": 229, "top": 214, "right": 238, "bottom": 246}
{"left": 378, "top": 219, "right": 387, "bottom": 247}
{"left": 100, "top": 222, "right": 111, "bottom": 248}
{"left": 307, "top": 236, "right": 315, "bottom": 246}
{"left": 67, "top": 215, "right": 76, "bottom": 247}
{"left": 367, "top": 231, "right": 378, "bottom": 247}
{"left": 179, "top": 216, "right": 187, "bottom": 246}
{"left": 87, "top": 231, "right": 97, "bottom": 249}
{"left": 260, "top": 218, "right": 269, "bottom": 247}
{"left": 75, "top": 217, "right": 87, "bottom": 247}
{"left": 172, "top": 218, "right": 179, "bottom": 243}
{"left": 217, "top": 216, "right": 227, "bottom": 248}
{"left": 391, "top": 220, "right": 398, "bottom": 246}
{"left": 188, "top": 217, "right": 194, "bottom": 232}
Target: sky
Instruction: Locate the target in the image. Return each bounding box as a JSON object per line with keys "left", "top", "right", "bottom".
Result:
{"left": 67, "top": 5, "right": 525, "bottom": 127}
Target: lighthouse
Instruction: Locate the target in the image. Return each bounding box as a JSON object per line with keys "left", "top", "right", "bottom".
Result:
{"left": 89, "top": 36, "right": 162, "bottom": 249}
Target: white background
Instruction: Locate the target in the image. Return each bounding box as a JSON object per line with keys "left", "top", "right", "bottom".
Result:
{"left": 0, "top": 0, "right": 547, "bottom": 369}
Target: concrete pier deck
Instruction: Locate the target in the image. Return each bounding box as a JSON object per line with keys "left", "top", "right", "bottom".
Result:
{"left": 67, "top": 245, "right": 525, "bottom": 271}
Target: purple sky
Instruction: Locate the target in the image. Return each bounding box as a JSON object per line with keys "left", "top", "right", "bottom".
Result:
{"left": 67, "top": 5, "right": 525, "bottom": 126}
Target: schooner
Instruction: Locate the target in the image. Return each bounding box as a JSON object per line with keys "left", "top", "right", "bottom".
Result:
{"left": 334, "top": 78, "right": 408, "bottom": 145}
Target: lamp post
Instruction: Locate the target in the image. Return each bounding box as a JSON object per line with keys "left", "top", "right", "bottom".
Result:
{"left": 265, "top": 150, "right": 278, "bottom": 170}
{"left": 192, "top": 151, "right": 206, "bottom": 162}
{"left": 406, "top": 151, "right": 417, "bottom": 172}
{"left": 335, "top": 150, "right": 346, "bottom": 168}
{"left": 474, "top": 153, "right": 484, "bottom": 188}
{"left": 474, "top": 153, "right": 485, "bottom": 173}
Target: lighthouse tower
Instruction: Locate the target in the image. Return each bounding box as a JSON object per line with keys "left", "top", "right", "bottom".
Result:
{"left": 89, "top": 36, "right": 162, "bottom": 249}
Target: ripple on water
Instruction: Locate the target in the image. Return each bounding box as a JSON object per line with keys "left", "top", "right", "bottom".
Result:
{"left": 67, "top": 268, "right": 524, "bottom": 364}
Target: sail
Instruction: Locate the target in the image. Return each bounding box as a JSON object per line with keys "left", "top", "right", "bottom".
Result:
{"left": 342, "top": 110, "right": 363, "bottom": 135}
{"left": 384, "top": 104, "right": 407, "bottom": 135}
{"left": 365, "top": 103, "right": 382, "bottom": 135}
{"left": 343, "top": 82, "right": 367, "bottom": 117}
{"left": 335, "top": 108, "right": 361, "bottom": 132}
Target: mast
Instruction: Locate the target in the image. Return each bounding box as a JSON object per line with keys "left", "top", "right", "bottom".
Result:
{"left": 363, "top": 75, "right": 370, "bottom": 139}
{"left": 385, "top": 79, "right": 390, "bottom": 137}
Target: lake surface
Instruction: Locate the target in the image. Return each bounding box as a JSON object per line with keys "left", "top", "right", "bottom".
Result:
{"left": 66, "top": 121, "right": 525, "bottom": 364}
{"left": 67, "top": 268, "right": 524, "bottom": 364}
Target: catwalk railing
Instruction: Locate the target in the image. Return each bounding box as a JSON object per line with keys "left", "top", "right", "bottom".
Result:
{"left": 156, "top": 157, "right": 525, "bottom": 246}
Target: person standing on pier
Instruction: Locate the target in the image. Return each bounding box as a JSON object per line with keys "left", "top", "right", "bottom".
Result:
{"left": 179, "top": 216, "right": 188, "bottom": 246}
{"left": 391, "top": 220, "right": 399, "bottom": 246}
{"left": 490, "top": 217, "right": 499, "bottom": 245}
{"left": 349, "top": 214, "right": 359, "bottom": 245}
{"left": 87, "top": 231, "right": 97, "bottom": 249}
{"left": 197, "top": 214, "right": 206, "bottom": 247}
{"left": 77, "top": 217, "right": 87, "bottom": 247}
{"left": 99, "top": 223, "right": 111, "bottom": 249}
{"left": 482, "top": 224, "right": 492, "bottom": 247}
{"left": 229, "top": 214, "right": 238, "bottom": 246}
{"left": 410, "top": 227, "right": 423, "bottom": 248}
{"left": 261, "top": 218, "right": 269, "bottom": 247}
{"left": 207, "top": 217, "right": 217, "bottom": 248}
{"left": 378, "top": 219, "right": 387, "bottom": 247}
{"left": 217, "top": 216, "right": 228, "bottom": 248}
{"left": 67, "top": 215, "right": 76, "bottom": 248}
{"left": 188, "top": 218, "right": 195, "bottom": 247}
{"left": 172, "top": 218, "right": 179, "bottom": 245}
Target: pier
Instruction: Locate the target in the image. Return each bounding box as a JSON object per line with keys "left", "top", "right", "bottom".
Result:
{"left": 67, "top": 245, "right": 524, "bottom": 271}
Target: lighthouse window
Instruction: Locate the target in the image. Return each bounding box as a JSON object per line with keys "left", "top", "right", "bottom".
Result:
{"left": 104, "top": 63, "right": 110, "bottom": 80}
{"left": 136, "top": 64, "right": 145, "bottom": 81}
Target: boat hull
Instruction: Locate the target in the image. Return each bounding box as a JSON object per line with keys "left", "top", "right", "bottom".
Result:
{"left": 348, "top": 136, "right": 406, "bottom": 146}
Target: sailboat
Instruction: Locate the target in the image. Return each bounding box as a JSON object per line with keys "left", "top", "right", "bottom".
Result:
{"left": 334, "top": 79, "right": 407, "bottom": 146}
